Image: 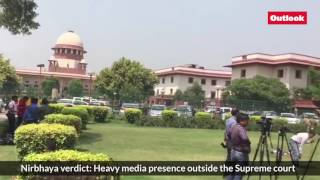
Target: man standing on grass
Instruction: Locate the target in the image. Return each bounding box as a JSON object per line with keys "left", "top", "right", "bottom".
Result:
{"left": 229, "top": 113, "right": 251, "bottom": 180}
{"left": 224, "top": 108, "right": 239, "bottom": 162}
{"left": 6, "top": 96, "right": 18, "bottom": 136}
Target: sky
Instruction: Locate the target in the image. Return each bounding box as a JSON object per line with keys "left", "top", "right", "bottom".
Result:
{"left": 0, "top": 0, "right": 320, "bottom": 73}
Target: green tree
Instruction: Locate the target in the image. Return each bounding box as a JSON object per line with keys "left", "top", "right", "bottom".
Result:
{"left": 0, "top": 55, "right": 20, "bottom": 96}
{"left": 182, "top": 82, "right": 205, "bottom": 109}
{"left": 294, "top": 68, "right": 320, "bottom": 100}
{"left": 173, "top": 89, "right": 184, "bottom": 102}
{"left": 41, "top": 77, "right": 59, "bottom": 97}
{"left": 224, "top": 75, "right": 291, "bottom": 112}
{"left": 95, "top": 57, "right": 159, "bottom": 103}
{"left": 68, "top": 80, "right": 83, "bottom": 97}
{"left": 0, "top": 0, "right": 39, "bottom": 35}
{"left": 119, "top": 83, "right": 144, "bottom": 103}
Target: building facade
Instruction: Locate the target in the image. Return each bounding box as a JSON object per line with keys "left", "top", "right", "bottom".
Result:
{"left": 16, "top": 31, "right": 94, "bottom": 97}
{"left": 150, "top": 64, "right": 231, "bottom": 106}
{"left": 226, "top": 53, "right": 320, "bottom": 90}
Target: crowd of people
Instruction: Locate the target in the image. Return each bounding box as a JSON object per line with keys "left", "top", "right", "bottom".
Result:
{"left": 5, "top": 96, "right": 50, "bottom": 143}
{"left": 224, "top": 108, "right": 317, "bottom": 180}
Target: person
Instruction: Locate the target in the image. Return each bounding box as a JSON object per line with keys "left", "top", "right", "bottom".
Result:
{"left": 229, "top": 113, "right": 251, "bottom": 180}
{"left": 289, "top": 130, "right": 316, "bottom": 165}
{"left": 224, "top": 108, "right": 239, "bottom": 162}
{"left": 23, "top": 97, "right": 40, "bottom": 124}
{"left": 6, "top": 96, "right": 18, "bottom": 135}
{"left": 39, "top": 98, "right": 50, "bottom": 121}
{"left": 16, "top": 96, "right": 29, "bottom": 128}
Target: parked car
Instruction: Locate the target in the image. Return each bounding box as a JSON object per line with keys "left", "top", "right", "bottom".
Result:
{"left": 175, "top": 105, "right": 192, "bottom": 117}
{"left": 205, "top": 106, "right": 216, "bottom": 113}
{"left": 149, "top": 104, "right": 166, "bottom": 117}
{"left": 217, "top": 107, "right": 232, "bottom": 120}
{"left": 57, "top": 99, "right": 88, "bottom": 106}
{"left": 261, "top": 111, "right": 278, "bottom": 120}
{"left": 299, "top": 112, "right": 320, "bottom": 123}
{"left": 280, "top": 113, "right": 301, "bottom": 124}
{"left": 120, "top": 103, "right": 141, "bottom": 114}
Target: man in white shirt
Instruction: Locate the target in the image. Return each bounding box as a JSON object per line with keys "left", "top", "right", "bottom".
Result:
{"left": 289, "top": 131, "right": 316, "bottom": 164}
{"left": 6, "top": 96, "right": 18, "bottom": 136}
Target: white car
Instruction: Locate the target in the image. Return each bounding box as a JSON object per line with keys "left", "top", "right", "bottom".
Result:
{"left": 120, "top": 103, "right": 141, "bottom": 114}
{"left": 149, "top": 105, "right": 166, "bottom": 117}
{"left": 280, "top": 113, "right": 301, "bottom": 124}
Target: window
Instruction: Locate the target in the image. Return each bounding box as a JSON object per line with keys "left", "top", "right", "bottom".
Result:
{"left": 67, "top": 49, "right": 71, "bottom": 54}
{"left": 211, "top": 80, "right": 217, "bottom": 86}
{"left": 34, "top": 81, "right": 38, "bottom": 84}
{"left": 162, "top": 78, "right": 165, "bottom": 84}
{"left": 295, "top": 70, "right": 302, "bottom": 79}
{"left": 277, "top": 69, "right": 284, "bottom": 78}
{"left": 188, "top": 77, "right": 194, "bottom": 83}
{"left": 201, "top": 79, "right": 206, "bottom": 85}
{"left": 156, "top": 89, "right": 159, "bottom": 95}
{"left": 225, "top": 81, "right": 231, "bottom": 86}
{"left": 211, "top": 91, "right": 216, "bottom": 99}
{"left": 241, "top": 69, "right": 246, "bottom": 78}
{"left": 73, "top": 49, "right": 76, "bottom": 54}
{"left": 170, "top": 77, "right": 174, "bottom": 83}
{"left": 170, "top": 88, "right": 173, "bottom": 95}
{"left": 25, "top": 80, "right": 29, "bottom": 83}
{"left": 34, "top": 85, "right": 38, "bottom": 88}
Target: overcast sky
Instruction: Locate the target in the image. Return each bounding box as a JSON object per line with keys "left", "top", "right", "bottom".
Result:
{"left": 0, "top": 0, "right": 320, "bottom": 73}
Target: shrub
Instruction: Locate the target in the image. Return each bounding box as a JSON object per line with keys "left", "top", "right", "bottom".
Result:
{"left": 48, "top": 104, "right": 65, "bottom": 113}
{"left": 271, "top": 118, "right": 288, "bottom": 132}
{"left": 223, "top": 112, "right": 232, "bottom": 121}
{"left": 62, "top": 107, "right": 89, "bottom": 129}
{"left": 15, "top": 123, "right": 77, "bottom": 158}
{"left": 92, "top": 106, "right": 109, "bottom": 122}
{"left": 24, "top": 150, "right": 110, "bottom": 161}
{"left": 250, "top": 115, "right": 262, "bottom": 122}
{"left": 77, "top": 105, "right": 94, "bottom": 120}
{"left": 125, "top": 108, "right": 142, "bottom": 124}
{"left": 194, "top": 112, "right": 213, "bottom": 129}
{"left": 161, "top": 110, "right": 178, "bottom": 126}
{"left": 22, "top": 150, "right": 113, "bottom": 180}
{"left": 43, "top": 114, "right": 82, "bottom": 134}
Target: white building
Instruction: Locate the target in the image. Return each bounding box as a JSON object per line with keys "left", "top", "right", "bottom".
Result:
{"left": 150, "top": 64, "right": 231, "bottom": 106}
{"left": 225, "top": 53, "right": 320, "bottom": 91}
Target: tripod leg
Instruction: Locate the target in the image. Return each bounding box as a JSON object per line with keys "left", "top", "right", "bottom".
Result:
{"left": 284, "top": 134, "right": 299, "bottom": 180}
{"left": 268, "top": 133, "right": 274, "bottom": 150}
{"left": 247, "top": 134, "right": 263, "bottom": 180}
{"left": 264, "top": 135, "right": 272, "bottom": 180}
{"left": 301, "top": 137, "right": 320, "bottom": 180}
{"left": 258, "top": 135, "right": 266, "bottom": 180}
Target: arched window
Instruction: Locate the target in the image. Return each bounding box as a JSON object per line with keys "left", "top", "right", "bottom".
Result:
{"left": 73, "top": 49, "right": 76, "bottom": 54}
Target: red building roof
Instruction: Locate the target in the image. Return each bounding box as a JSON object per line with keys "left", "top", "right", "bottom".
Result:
{"left": 294, "top": 100, "right": 318, "bottom": 109}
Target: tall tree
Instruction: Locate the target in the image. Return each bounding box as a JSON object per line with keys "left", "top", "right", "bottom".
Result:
{"left": 41, "top": 77, "right": 59, "bottom": 97}
{"left": 173, "top": 89, "right": 184, "bottom": 102}
{"left": 95, "top": 57, "right": 159, "bottom": 103}
{"left": 0, "top": 55, "right": 20, "bottom": 96}
{"left": 0, "top": 0, "right": 39, "bottom": 35}
{"left": 223, "top": 75, "right": 291, "bottom": 112}
{"left": 68, "top": 80, "right": 84, "bottom": 97}
{"left": 294, "top": 68, "right": 320, "bottom": 100}
{"left": 182, "top": 82, "right": 205, "bottom": 109}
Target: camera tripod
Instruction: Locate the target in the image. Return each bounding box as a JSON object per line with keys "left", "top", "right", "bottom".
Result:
{"left": 274, "top": 127, "right": 299, "bottom": 180}
{"left": 301, "top": 135, "right": 320, "bottom": 180}
{"left": 247, "top": 128, "right": 272, "bottom": 180}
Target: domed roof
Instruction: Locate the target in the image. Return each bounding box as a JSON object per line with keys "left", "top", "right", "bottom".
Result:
{"left": 55, "top": 31, "right": 83, "bottom": 47}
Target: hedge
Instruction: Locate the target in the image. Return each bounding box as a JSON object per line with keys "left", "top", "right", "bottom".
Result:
{"left": 92, "top": 106, "right": 109, "bottom": 122}
{"left": 161, "top": 110, "right": 178, "bottom": 126}
{"left": 62, "top": 107, "right": 90, "bottom": 129}
{"left": 15, "top": 123, "right": 77, "bottom": 158}
{"left": 77, "top": 105, "right": 94, "bottom": 119}
{"left": 0, "top": 120, "right": 8, "bottom": 138}
{"left": 43, "top": 114, "right": 82, "bottom": 134}
{"left": 125, "top": 108, "right": 142, "bottom": 124}
{"left": 48, "top": 104, "right": 65, "bottom": 114}
{"left": 24, "top": 150, "right": 110, "bottom": 161}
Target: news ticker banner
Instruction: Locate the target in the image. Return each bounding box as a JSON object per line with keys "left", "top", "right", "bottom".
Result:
{"left": 0, "top": 161, "right": 319, "bottom": 176}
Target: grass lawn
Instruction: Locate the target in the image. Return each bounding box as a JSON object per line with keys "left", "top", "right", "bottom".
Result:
{"left": 0, "top": 120, "right": 320, "bottom": 180}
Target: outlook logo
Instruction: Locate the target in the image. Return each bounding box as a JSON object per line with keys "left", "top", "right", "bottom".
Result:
{"left": 268, "top": 11, "right": 307, "bottom": 25}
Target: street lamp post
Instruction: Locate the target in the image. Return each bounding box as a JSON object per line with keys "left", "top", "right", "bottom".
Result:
{"left": 37, "top": 64, "right": 45, "bottom": 98}
{"left": 88, "top": 72, "right": 95, "bottom": 103}
{"left": 112, "top": 92, "right": 117, "bottom": 114}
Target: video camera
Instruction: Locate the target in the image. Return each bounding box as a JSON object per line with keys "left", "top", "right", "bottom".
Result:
{"left": 256, "top": 116, "right": 272, "bottom": 135}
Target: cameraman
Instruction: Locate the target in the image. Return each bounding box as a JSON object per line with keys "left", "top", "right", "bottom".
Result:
{"left": 224, "top": 108, "right": 239, "bottom": 162}
{"left": 229, "top": 113, "right": 251, "bottom": 180}
{"left": 289, "top": 130, "right": 316, "bottom": 164}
